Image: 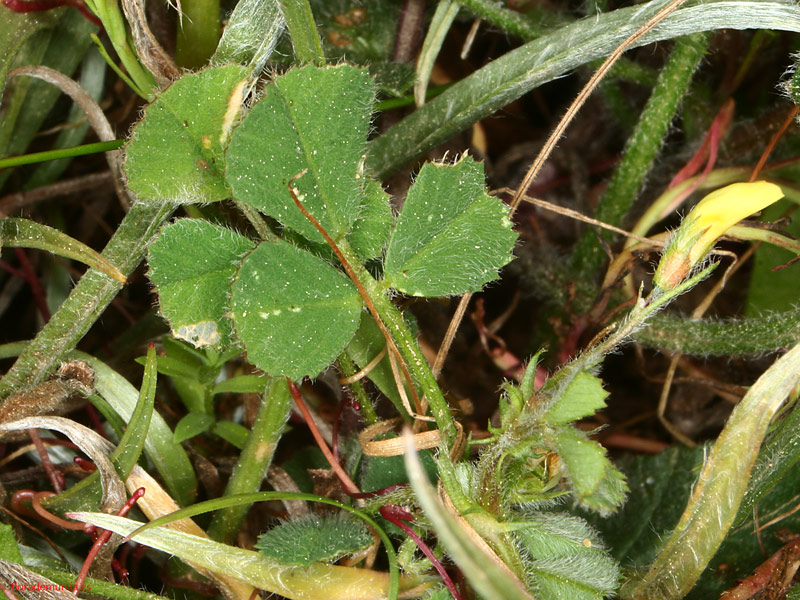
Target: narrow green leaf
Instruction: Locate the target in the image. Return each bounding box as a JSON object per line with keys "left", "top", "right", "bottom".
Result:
{"left": 367, "top": 1, "right": 800, "bottom": 177}
{"left": 414, "top": 0, "right": 460, "bottom": 107}
{"left": 0, "top": 218, "right": 125, "bottom": 282}
{"left": 404, "top": 439, "right": 535, "bottom": 600}
{"left": 211, "top": 420, "right": 251, "bottom": 449}
{"left": 72, "top": 351, "right": 197, "bottom": 506}
{"left": 174, "top": 411, "right": 215, "bottom": 443}
{"left": 256, "top": 514, "right": 372, "bottom": 566}
{"left": 544, "top": 371, "right": 609, "bottom": 426}
{"left": 148, "top": 219, "right": 255, "bottom": 349}
{"left": 227, "top": 64, "right": 375, "bottom": 243}
{"left": 212, "top": 0, "right": 285, "bottom": 72}
{"left": 212, "top": 374, "right": 269, "bottom": 395}
{"left": 110, "top": 344, "right": 156, "bottom": 478}
{"left": 124, "top": 65, "right": 249, "bottom": 203}
{"left": 230, "top": 239, "right": 362, "bottom": 379}
{"left": 384, "top": 156, "right": 516, "bottom": 297}
{"left": 69, "top": 511, "right": 415, "bottom": 600}
{"left": 736, "top": 396, "right": 800, "bottom": 525}
{"left": 622, "top": 343, "right": 800, "bottom": 600}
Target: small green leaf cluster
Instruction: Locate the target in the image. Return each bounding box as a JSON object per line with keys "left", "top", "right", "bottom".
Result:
{"left": 447, "top": 353, "right": 627, "bottom": 599}
{"left": 138, "top": 63, "right": 517, "bottom": 383}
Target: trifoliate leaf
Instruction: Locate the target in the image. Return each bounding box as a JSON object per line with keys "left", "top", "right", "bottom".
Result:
{"left": 125, "top": 65, "right": 249, "bottom": 203}
{"left": 148, "top": 219, "right": 255, "bottom": 349}
{"left": 347, "top": 178, "right": 394, "bottom": 261}
{"left": 544, "top": 371, "right": 609, "bottom": 426}
{"left": 554, "top": 427, "right": 627, "bottom": 516}
{"left": 230, "top": 239, "right": 362, "bottom": 379}
{"left": 384, "top": 156, "right": 517, "bottom": 297}
{"left": 255, "top": 514, "right": 372, "bottom": 566}
{"left": 226, "top": 64, "right": 374, "bottom": 243}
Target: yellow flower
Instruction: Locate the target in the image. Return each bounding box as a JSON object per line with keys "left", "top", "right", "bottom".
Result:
{"left": 653, "top": 181, "right": 784, "bottom": 290}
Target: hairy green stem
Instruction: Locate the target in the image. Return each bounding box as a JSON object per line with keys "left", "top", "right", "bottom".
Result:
{"left": 235, "top": 199, "right": 276, "bottom": 240}
{"left": 278, "top": 0, "right": 325, "bottom": 66}
{"left": 85, "top": 0, "right": 157, "bottom": 98}
{"left": 571, "top": 33, "right": 709, "bottom": 281}
{"left": 336, "top": 239, "right": 457, "bottom": 448}
{"left": 0, "top": 199, "right": 175, "bottom": 401}
{"left": 208, "top": 377, "right": 293, "bottom": 543}
{"left": 176, "top": 0, "right": 222, "bottom": 69}
{"left": 30, "top": 567, "right": 172, "bottom": 600}
{"left": 634, "top": 309, "right": 800, "bottom": 356}
{"left": 620, "top": 342, "right": 800, "bottom": 599}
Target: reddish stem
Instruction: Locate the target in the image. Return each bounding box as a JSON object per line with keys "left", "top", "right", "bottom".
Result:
{"left": 2, "top": 0, "right": 102, "bottom": 26}
{"left": 287, "top": 175, "right": 424, "bottom": 416}
{"left": 27, "top": 428, "right": 63, "bottom": 492}
{"left": 73, "top": 488, "right": 145, "bottom": 593}
{"left": 287, "top": 380, "right": 361, "bottom": 496}
{"left": 750, "top": 105, "right": 799, "bottom": 182}
{"left": 14, "top": 248, "right": 51, "bottom": 322}
{"left": 380, "top": 504, "right": 462, "bottom": 600}
{"left": 74, "top": 456, "right": 97, "bottom": 472}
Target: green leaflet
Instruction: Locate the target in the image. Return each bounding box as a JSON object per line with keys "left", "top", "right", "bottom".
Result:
{"left": 124, "top": 65, "right": 250, "bottom": 203}
{"left": 226, "top": 64, "right": 374, "bottom": 243}
{"left": 255, "top": 514, "right": 372, "bottom": 566}
{"left": 230, "top": 239, "right": 362, "bottom": 379}
{"left": 367, "top": 1, "right": 800, "bottom": 177}
{"left": 553, "top": 427, "right": 627, "bottom": 517}
{"left": 147, "top": 219, "right": 255, "bottom": 349}
{"left": 515, "top": 513, "right": 619, "bottom": 599}
{"left": 174, "top": 411, "right": 215, "bottom": 443}
{"left": 347, "top": 178, "right": 394, "bottom": 261}
{"left": 544, "top": 371, "right": 609, "bottom": 426}
{"left": 384, "top": 156, "right": 517, "bottom": 297}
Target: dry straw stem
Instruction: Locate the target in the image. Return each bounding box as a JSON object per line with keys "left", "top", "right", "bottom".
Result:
{"left": 8, "top": 66, "right": 132, "bottom": 210}
{"left": 434, "top": 0, "right": 687, "bottom": 375}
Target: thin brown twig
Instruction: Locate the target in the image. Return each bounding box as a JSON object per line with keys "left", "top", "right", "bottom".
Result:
{"left": 497, "top": 187, "right": 663, "bottom": 246}
{"left": 288, "top": 380, "right": 362, "bottom": 497}
{"left": 8, "top": 66, "right": 131, "bottom": 210}
{"left": 433, "top": 0, "right": 688, "bottom": 373}
{"left": 750, "top": 105, "right": 799, "bottom": 182}
{"left": 0, "top": 172, "right": 113, "bottom": 217}
{"left": 508, "top": 0, "right": 689, "bottom": 215}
